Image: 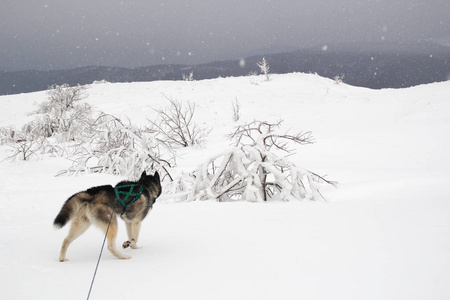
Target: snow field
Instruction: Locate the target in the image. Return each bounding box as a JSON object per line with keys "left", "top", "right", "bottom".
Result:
{"left": 1, "top": 73, "right": 449, "bottom": 299}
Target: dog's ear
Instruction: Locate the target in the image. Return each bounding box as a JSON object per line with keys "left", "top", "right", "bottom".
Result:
{"left": 140, "top": 171, "right": 147, "bottom": 180}
{"left": 154, "top": 171, "right": 160, "bottom": 181}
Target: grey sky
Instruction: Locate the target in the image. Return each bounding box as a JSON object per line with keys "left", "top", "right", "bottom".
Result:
{"left": 1, "top": 0, "right": 449, "bottom": 71}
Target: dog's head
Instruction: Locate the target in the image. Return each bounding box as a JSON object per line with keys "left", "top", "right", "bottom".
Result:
{"left": 139, "top": 170, "right": 162, "bottom": 200}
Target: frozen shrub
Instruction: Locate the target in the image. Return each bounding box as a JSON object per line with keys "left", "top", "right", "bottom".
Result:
{"left": 34, "top": 84, "right": 92, "bottom": 142}
{"left": 60, "top": 113, "right": 174, "bottom": 181}
{"left": 165, "top": 120, "right": 336, "bottom": 202}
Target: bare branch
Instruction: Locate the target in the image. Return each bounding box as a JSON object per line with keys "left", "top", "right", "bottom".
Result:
{"left": 147, "top": 95, "right": 208, "bottom": 147}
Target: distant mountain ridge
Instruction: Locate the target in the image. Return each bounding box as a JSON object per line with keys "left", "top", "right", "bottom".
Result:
{"left": 1, "top": 41, "right": 449, "bottom": 95}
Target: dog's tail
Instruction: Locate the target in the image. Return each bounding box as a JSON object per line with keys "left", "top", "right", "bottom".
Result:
{"left": 53, "top": 192, "right": 90, "bottom": 228}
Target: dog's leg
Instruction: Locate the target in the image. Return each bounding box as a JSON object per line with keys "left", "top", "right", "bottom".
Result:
{"left": 130, "top": 221, "right": 142, "bottom": 249}
{"left": 105, "top": 218, "right": 131, "bottom": 259}
{"left": 125, "top": 222, "right": 133, "bottom": 243}
{"left": 59, "top": 214, "right": 90, "bottom": 262}
{"left": 123, "top": 222, "right": 133, "bottom": 249}
{"left": 123, "top": 221, "right": 141, "bottom": 249}
{"left": 93, "top": 206, "right": 131, "bottom": 260}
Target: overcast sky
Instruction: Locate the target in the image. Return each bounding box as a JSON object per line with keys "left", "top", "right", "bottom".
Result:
{"left": 1, "top": 0, "right": 449, "bottom": 71}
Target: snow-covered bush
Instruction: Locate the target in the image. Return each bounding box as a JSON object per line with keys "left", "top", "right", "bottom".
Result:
{"left": 1, "top": 124, "right": 67, "bottom": 161}
{"left": 93, "top": 79, "right": 109, "bottom": 84}
{"left": 1, "top": 123, "right": 40, "bottom": 160}
{"left": 6, "top": 132, "right": 42, "bottom": 161}
{"left": 334, "top": 74, "right": 345, "bottom": 85}
{"left": 164, "top": 120, "right": 336, "bottom": 202}
{"left": 147, "top": 96, "right": 209, "bottom": 147}
{"left": 1, "top": 85, "right": 175, "bottom": 178}
{"left": 160, "top": 171, "right": 197, "bottom": 202}
{"left": 182, "top": 71, "right": 194, "bottom": 81}
{"left": 33, "top": 84, "right": 92, "bottom": 142}
{"left": 60, "top": 113, "right": 174, "bottom": 181}
{"left": 231, "top": 98, "right": 241, "bottom": 122}
{"left": 0, "top": 127, "right": 15, "bottom": 145}
{"left": 1, "top": 84, "right": 94, "bottom": 161}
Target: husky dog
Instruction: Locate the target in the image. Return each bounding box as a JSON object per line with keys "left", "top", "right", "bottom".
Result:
{"left": 54, "top": 171, "right": 161, "bottom": 262}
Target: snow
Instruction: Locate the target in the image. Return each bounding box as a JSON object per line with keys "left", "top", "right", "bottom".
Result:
{"left": 1, "top": 73, "right": 449, "bottom": 299}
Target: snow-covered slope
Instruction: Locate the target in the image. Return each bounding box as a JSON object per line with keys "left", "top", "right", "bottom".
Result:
{"left": 1, "top": 73, "right": 449, "bottom": 299}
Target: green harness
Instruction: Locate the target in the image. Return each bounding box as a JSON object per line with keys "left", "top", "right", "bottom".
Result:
{"left": 114, "top": 184, "right": 144, "bottom": 215}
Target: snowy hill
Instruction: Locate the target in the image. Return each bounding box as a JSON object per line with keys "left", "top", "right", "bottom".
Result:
{"left": 1, "top": 73, "right": 449, "bottom": 299}
{"left": 2, "top": 41, "right": 450, "bottom": 95}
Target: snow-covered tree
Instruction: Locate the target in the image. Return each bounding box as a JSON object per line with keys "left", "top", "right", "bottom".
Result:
{"left": 257, "top": 57, "right": 270, "bottom": 81}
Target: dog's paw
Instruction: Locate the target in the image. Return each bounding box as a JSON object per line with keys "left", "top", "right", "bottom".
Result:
{"left": 119, "top": 254, "right": 131, "bottom": 260}
{"left": 123, "top": 239, "right": 139, "bottom": 249}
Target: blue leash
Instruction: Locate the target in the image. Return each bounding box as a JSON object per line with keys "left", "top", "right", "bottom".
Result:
{"left": 86, "top": 184, "right": 143, "bottom": 299}
{"left": 86, "top": 200, "right": 117, "bottom": 300}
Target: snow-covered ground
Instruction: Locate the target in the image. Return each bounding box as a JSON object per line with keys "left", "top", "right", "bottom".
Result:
{"left": 1, "top": 73, "right": 449, "bottom": 299}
